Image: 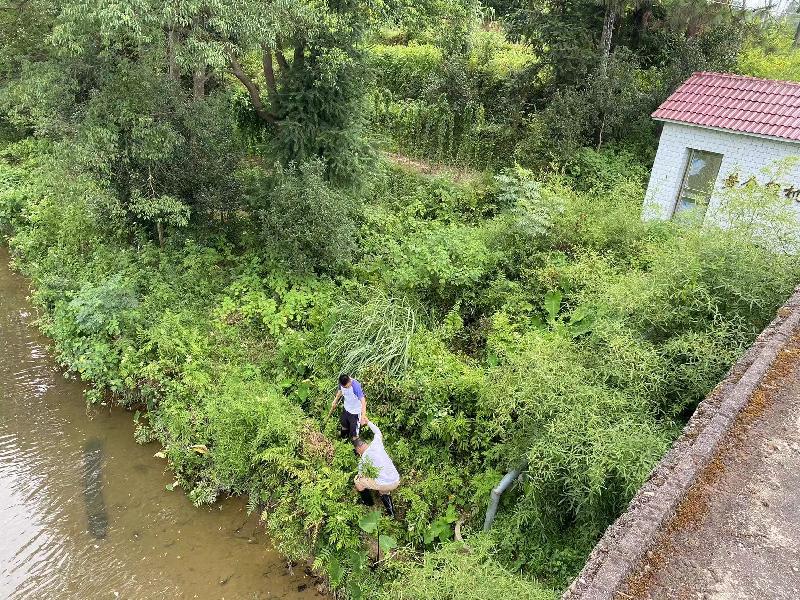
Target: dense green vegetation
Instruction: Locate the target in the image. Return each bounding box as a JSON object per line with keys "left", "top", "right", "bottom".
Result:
{"left": 2, "top": 1, "right": 800, "bottom": 599}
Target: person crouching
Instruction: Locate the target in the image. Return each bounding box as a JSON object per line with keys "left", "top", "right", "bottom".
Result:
{"left": 353, "top": 420, "right": 399, "bottom": 518}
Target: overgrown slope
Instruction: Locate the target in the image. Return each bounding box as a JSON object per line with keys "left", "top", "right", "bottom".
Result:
{"left": 2, "top": 138, "right": 799, "bottom": 598}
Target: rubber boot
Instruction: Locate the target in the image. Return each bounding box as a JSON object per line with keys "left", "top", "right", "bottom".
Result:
{"left": 359, "top": 489, "right": 375, "bottom": 506}
{"left": 380, "top": 494, "right": 395, "bottom": 518}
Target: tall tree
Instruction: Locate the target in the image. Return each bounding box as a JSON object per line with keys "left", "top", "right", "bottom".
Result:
{"left": 46, "top": 0, "right": 373, "bottom": 184}
{"left": 789, "top": 1, "right": 800, "bottom": 46}
{"left": 598, "top": 1, "right": 651, "bottom": 74}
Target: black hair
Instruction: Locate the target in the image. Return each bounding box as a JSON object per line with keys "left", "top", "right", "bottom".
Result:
{"left": 352, "top": 438, "right": 367, "bottom": 455}
{"left": 338, "top": 373, "right": 351, "bottom": 387}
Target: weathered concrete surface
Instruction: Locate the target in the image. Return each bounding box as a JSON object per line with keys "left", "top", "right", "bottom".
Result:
{"left": 563, "top": 287, "right": 800, "bottom": 600}
{"left": 623, "top": 337, "right": 800, "bottom": 599}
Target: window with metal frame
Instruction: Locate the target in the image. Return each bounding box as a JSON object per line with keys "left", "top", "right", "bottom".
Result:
{"left": 673, "top": 148, "right": 724, "bottom": 219}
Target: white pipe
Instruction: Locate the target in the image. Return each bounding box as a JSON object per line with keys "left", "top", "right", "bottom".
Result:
{"left": 483, "top": 461, "right": 527, "bottom": 532}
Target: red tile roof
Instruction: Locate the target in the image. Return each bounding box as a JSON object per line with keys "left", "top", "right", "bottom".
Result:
{"left": 652, "top": 72, "right": 800, "bottom": 142}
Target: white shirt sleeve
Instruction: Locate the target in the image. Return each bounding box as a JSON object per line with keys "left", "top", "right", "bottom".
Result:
{"left": 367, "top": 422, "right": 383, "bottom": 443}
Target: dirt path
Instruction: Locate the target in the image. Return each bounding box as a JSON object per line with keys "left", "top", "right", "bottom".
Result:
{"left": 627, "top": 338, "right": 800, "bottom": 600}
{"left": 382, "top": 151, "right": 480, "bottom": 184}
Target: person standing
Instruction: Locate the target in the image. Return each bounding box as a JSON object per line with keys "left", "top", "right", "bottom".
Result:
{"left": 353, "top": 420, "right": 400, "bottom": 517}
{"left": 329, "top": 373, "right": 367, "bottom": 441}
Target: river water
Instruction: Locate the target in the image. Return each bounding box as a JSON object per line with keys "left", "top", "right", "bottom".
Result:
{"left": 0, "top": 247, "right": 320, "bottom": 600}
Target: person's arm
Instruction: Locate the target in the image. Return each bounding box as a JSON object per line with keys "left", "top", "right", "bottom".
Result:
{"left": 328, "top": 389, "right": 342, "bottom": 417}
{"left": 367, "top": 421, "right": 383, "bottom": 445}
{"left": 353, "top": 380, "right": 367, "bottom": 424}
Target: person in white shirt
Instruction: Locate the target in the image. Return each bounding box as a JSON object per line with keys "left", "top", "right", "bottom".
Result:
{"left": 353, "top": 421, "right": 400, "bottom": 517}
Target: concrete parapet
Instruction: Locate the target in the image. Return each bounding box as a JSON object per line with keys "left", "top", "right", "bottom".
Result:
{"left": 562, "top": 286, "right": 800, "bottom": 600}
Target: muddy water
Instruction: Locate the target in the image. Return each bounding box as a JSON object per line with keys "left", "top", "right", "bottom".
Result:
{"left": 0, "top": 247, "right": 320, "bottom": 600}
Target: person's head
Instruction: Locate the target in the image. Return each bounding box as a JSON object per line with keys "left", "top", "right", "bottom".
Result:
{"left": 353, "top": 437, "right": 368, "bottom": 456}
{"left": 339, "top": 373, "right": 351, "bottom": 388}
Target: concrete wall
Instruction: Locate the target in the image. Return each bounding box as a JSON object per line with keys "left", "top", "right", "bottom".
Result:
{"left": 562, "top": 286, "right": 800, "bottom": 600}
{"left": 643, "top": 121, "right": 800, "bottom": 222}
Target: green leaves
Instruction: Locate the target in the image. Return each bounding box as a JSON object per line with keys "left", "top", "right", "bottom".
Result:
{"left": 260, "top": 161, "right": 361, "bottom": 271}
{"left": 357, "top": 508, "right": 396, "bottom": 563}
{"left": 327, "top": 554, "right": 344, "bottom": 587}
{"left": 358, "top": 509, "right": 396, "bottom": 562}
{"left": 567, "top": 305, "right": 595, "bottom": 338}
{"left": 422, "top": 505, "right": 458, "bottom": 547}
{"left": 544, "top": 290, "right": 562, "bottom": 324}
{"left": 379, "top": 534, "right": 398, "bottom": 553}
{"left": 567, "top": 304, "right": 591, "bottom": 325}
{"left": 381, "top": 537, "right": 557, "bottom": 600}
{"left": 327, "top": 290, "right": 417, "bottom": 380}
{"left": 540, "top": 291, "right": 595, "bottom": 338}
{"left": 129, "top": 191, "right": 190, "bottom": 229}
{"left": 357, "top": 510, "right": 381, "bottom": 534}
{"left": 326, "top": 548, "right": 370, "bottom": 598}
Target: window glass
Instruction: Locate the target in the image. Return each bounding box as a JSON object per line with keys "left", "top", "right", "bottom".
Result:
{"left": 674, "top": 149, "right": 724, "bottom": 218}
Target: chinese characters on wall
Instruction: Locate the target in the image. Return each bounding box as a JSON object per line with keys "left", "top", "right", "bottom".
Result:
{"left": 723, "top": 171, "right": 800, "bottom": 202}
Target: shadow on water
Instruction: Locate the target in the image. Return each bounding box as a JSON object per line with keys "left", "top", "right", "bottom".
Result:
{"left": 82, "top": 438, "right": 108, "bottom": 539}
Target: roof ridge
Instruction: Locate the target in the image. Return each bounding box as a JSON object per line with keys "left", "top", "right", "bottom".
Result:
{"left": 689, "top": 70, "right": 800, "bottom": 89}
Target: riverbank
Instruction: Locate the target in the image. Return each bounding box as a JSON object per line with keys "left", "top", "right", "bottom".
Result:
{"left": 0, "top": 142, "right": 560, "bottom": 599}
{"left": 0, "top": 246, "right": 320, "bottom": 599}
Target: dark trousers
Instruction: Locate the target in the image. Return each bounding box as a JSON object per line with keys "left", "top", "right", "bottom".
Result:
{"left": 340, "top": 410, "right": 360, "bottom": 439}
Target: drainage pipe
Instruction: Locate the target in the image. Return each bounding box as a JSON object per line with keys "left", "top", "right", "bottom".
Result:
{"left": 483, "top": 461, "right": 527, "bottom": 532}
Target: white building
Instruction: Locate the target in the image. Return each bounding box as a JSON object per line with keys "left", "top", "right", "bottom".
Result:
{"left": 643, "top": 72, "right": 800, "bottom": 223}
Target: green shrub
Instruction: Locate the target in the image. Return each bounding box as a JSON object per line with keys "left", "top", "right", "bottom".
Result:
{"left": 374, "top": 97, "right": 497, "bottom": 167}
{"left": 563, "top": 147, "right": 649, "bottom": 192}
{"left": 0, "top": 160, "right": 25, "bottom": 235}
{"left": 368, "top": 32, "right": 534, "bottom": 169}
{"left": 205, "top": 373, "right": 303, "bottom": 494}
{"left": 468, "top": 30, "right": 536, "bottom": 77}
{"left": 360, "top": 208, "right": 498, "bottom": 309}
{"left": 368, "top": 44, "right": 444, "bottom": 98}
{"left": 326, "top": 290, "right": 418, "bottom": 380}
{"left": 381, "top": 536, "right": 556, "bottom": 600}
{"left": 259, "top": 160, "right": 361, "bottom": 273}
{"left": 737, "top": 26, "right": 800, "bottom": 82}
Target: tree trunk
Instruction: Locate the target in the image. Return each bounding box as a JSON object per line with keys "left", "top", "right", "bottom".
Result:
{"left": 193, "top": 69, "right": 207, "bottom": 100}
{"left": 167, "top": 29, "right": 180, "bottom": 81}
{"left": 599, "top": 4, "right": 617, "bottom": 75}
{"left": 227, "top": 53, "right": 276, "bottom": 123}
{"left": 794, "top": 18, "right": 800, "bottom": 48}
{"left": 597, "top": 114, "right": 606, "bottom": 149}
{"left": 293, "top": 43, "right": 305, "bottom": 70}
{"left": 261, "top": 45, "right": 279, "bottom": 109}
{"left": 632, "top": 1, "right": 653, "bottom": 47}
{"left": 275, "top": 50, "right": 289, "bottom": 72}
{"left": 156, "top": 221, "right": 165, "bottom": 249}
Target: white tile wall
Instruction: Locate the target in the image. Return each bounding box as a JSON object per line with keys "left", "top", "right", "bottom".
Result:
{"left": 643, "top": 122, "right": 800, "bottom": 223}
